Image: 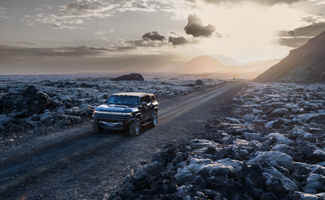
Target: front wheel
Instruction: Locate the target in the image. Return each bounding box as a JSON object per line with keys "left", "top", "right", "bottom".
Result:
{"left": 149, "top": 112, "right": 158, "bottom": 127}
{"left": 129, "top": 118, "right": 141, "bottom": 137}
{"left": 93, "top": 119, "right": 104, "bottom": 134}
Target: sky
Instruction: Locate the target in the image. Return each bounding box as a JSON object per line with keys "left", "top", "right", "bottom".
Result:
{"left": 1, "top": 0, "right": 325, "bottom": 75}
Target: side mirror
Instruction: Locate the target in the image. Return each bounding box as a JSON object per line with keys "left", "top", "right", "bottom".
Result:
{"left": 141, "top": 102, "right": 147, "bottom": 106}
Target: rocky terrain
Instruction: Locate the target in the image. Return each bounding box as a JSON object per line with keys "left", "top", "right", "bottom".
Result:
{"left": 0, "top": 74, "right": 225, "bottom": 147}
{"left": 110, "top": 83, "right": 325, "bottom": 200}
{"left": 255, "top": 30, "right": 325, "bottom": 83}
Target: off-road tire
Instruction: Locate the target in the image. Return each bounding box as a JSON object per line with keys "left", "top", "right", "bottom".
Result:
{"left": 93, "top": 119, "right": 104, "bottom": 134}
{"left": 129, "top": 118, "right": 141, "bottom": 137}
{"left": 149, "top": 111, "right": 158, "bottom": 127}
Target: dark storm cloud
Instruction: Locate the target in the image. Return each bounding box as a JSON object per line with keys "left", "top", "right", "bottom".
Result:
{"left": 168, "top": 36, "right": 189, "bottom": 45}
{"left": 277, "top": 22, "right": 325, "bottom": 48}
{"left": 194, "top": 0, "right": 302, "bottom": 6}
{"left": 184, "top": 14, "right": 216, "bottom": 38}
{"left": 142, "top": 31, "right": 166, "bottom": 41}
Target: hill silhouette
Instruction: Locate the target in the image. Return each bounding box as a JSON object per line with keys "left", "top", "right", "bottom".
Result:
{"left": 173, "top": 55, "right": 229, "bottom": 74}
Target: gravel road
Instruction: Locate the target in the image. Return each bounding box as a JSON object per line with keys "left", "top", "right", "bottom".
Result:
{"left": 0, "top": 82, "right": 245, "bottom": 200}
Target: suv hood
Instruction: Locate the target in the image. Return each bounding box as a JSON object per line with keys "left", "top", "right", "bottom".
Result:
{"left": 96, "top": 104, "right": 136, "bottom": 112}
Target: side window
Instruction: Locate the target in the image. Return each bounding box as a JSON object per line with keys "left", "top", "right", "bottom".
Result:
{"left": 150, "top": 95, "right": 156, "bottom": 101}
{"left": 141, "top": 95, "right": 151, "bottom": 103}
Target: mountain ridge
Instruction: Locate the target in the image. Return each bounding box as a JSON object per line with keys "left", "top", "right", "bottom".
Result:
{"left": 254, "top": 30, "right": 325, "bottom": 83}
{"left": 173, "top": 55, "right": 229, "bottom": 74}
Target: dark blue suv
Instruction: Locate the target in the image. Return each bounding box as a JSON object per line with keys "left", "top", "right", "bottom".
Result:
{"left": 93, "top": 92, "right": 158, "bottom": 136}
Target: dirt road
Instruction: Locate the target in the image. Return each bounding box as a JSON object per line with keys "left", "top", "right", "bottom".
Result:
{"left": 0, "top": 82, "right": 245, "bottom": 199}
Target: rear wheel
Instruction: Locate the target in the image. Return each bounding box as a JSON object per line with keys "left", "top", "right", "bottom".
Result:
{"left": 93, "top": 119, "right": 104, "bottom": 134}
{"left": 149, "top": 112, "right": 158, "bottom": 127}
{"left": 129, "top": 118, "right": 141, "bottom": 137}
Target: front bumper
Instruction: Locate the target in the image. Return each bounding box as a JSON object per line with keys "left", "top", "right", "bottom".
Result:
{"left": 93, "top": 114, "right": 135, "bottom": 130}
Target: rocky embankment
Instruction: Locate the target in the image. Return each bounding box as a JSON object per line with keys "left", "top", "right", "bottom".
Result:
{"left": 110, "top": 83, "right": 325, "bottom": 200}
{"left": 0, "top": 76, "right": 224, "bottom": 147}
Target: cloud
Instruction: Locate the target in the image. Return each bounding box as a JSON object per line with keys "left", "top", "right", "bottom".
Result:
{"left": 0, "top": 45, "right": 114, "bottom": 59}
{"left": 21, "top": 0, "right": 160, "bottom": 29}
{"left": 59, "top": 1, "right": 116, "bottom": 17}
{"left": 95, "top": 30, "right": 114, "bottom": 41}
{"left": 18, "top": 41, "right": 41, "bottom": 45}
{"left": 142, "top": 31, "right": 166, "bottom": 41}
{"left": 277, "top": 22, "right": 325, "bottom": 47}
{"left": 277, "top": 37, "right": 310, "bottom": 48}
{"left": 167, "top": 32, "right": 200, "bottom": 45}
{"left": 43, "top": 4, "right": 54, "bottom": 10}
{"left": 195, "top": 0, "right": 302, "bottom": 6}
{"left": 310, "top": 0, "right": 325, "bottom": 5}
{"left": 290, "top": 22, "right": 325, "bottom": 37}
{"left": 21, "top": 13, "right": 82, "bottom": 29}
{"left": 184, "top": 14, "right": 216, "bottom": 37}
{"left": 301, "top": 14, "right": 325, "bottom": 24}
{"left": 0, "top": 7, "right": 13, "bottom": 19}
{"left": 276, "top": 12, "right": 325, "bottom": 48}
{"left": 127, "top": 39, "right": 167, "bottom": 48}
{"left": 168, "top": 36, "right": 189, "bottom": 45}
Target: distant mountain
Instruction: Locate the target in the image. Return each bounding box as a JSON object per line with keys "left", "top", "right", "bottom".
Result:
{"left": 255, "top": 31, "right": 325, "bottom": 83}
{"left": 242, "top": 59, "right": 281, "bottom": 69}
{"left": 173, "top": 55, "right": 229, "bottom": 74}
{"left": 230, "top": 59, "right": 281, "bottom": 79}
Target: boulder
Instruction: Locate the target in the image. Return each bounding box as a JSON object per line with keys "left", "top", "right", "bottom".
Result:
{"left": 243, "top": 113, "right": 255, "bottom": 121}
{"left": 266, "top": 132, "right": 294, "bottom": 145}
{"left": 270, "top": 108, "right": 288, "bottom": 117}
{"left": 143, "top": 161, "right": 164, "bottom": 177}
{"left": 174, "top": 167, "right": 196, "bottom": 186}
{"left": 263, "top": 167, "right": 298, "bottom": 191}
{"left": 272, "top": 144, "right": 294, "bottom": 155}
{"left": 313, "top": 150, "right": 325, "bottom": 160}
{"left": 0, "top": 115, "right": 15, "bottom": 126}
{"left": 0, "top": 86, "right": 54, "bottom": 118}
{"left": 40, "top": 112, "right": 54, "bottom": 125}
{"left": 247, "top": 151, "right": 294, "bottom": 171}
{"left": 243, "top": 132, "right": 264, "bottom": 141}
{"left": 111, "top": 73, "right": 144, "bottom": 81}
{"left": 195, "top": 79, "right": 204, "bottom": 85}
{"left": 304, "top": 173, "right": 324, "bottom": 194}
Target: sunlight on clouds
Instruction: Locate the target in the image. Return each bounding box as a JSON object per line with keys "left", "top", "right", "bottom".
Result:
{"left": 194, "top": 3, "right": 306, "bottom": 62}
{"left": 310, "top": 0, "right": 325, "bottom": 5}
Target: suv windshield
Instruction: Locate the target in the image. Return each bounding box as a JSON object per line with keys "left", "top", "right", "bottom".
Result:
{"left": 107, "top": 95, "right": 139, "bottom": 106}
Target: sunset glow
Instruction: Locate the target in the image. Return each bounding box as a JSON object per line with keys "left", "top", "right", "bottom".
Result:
{"left": 0, "top": 0, "right": 325, "bottom": 74}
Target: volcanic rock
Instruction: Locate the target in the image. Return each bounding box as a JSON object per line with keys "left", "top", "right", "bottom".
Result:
{"left": 247, "top": 151, "right": 294, "bottom": 171}
{"left": 110, "top": 73, "right": 144, "bottom": 81}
